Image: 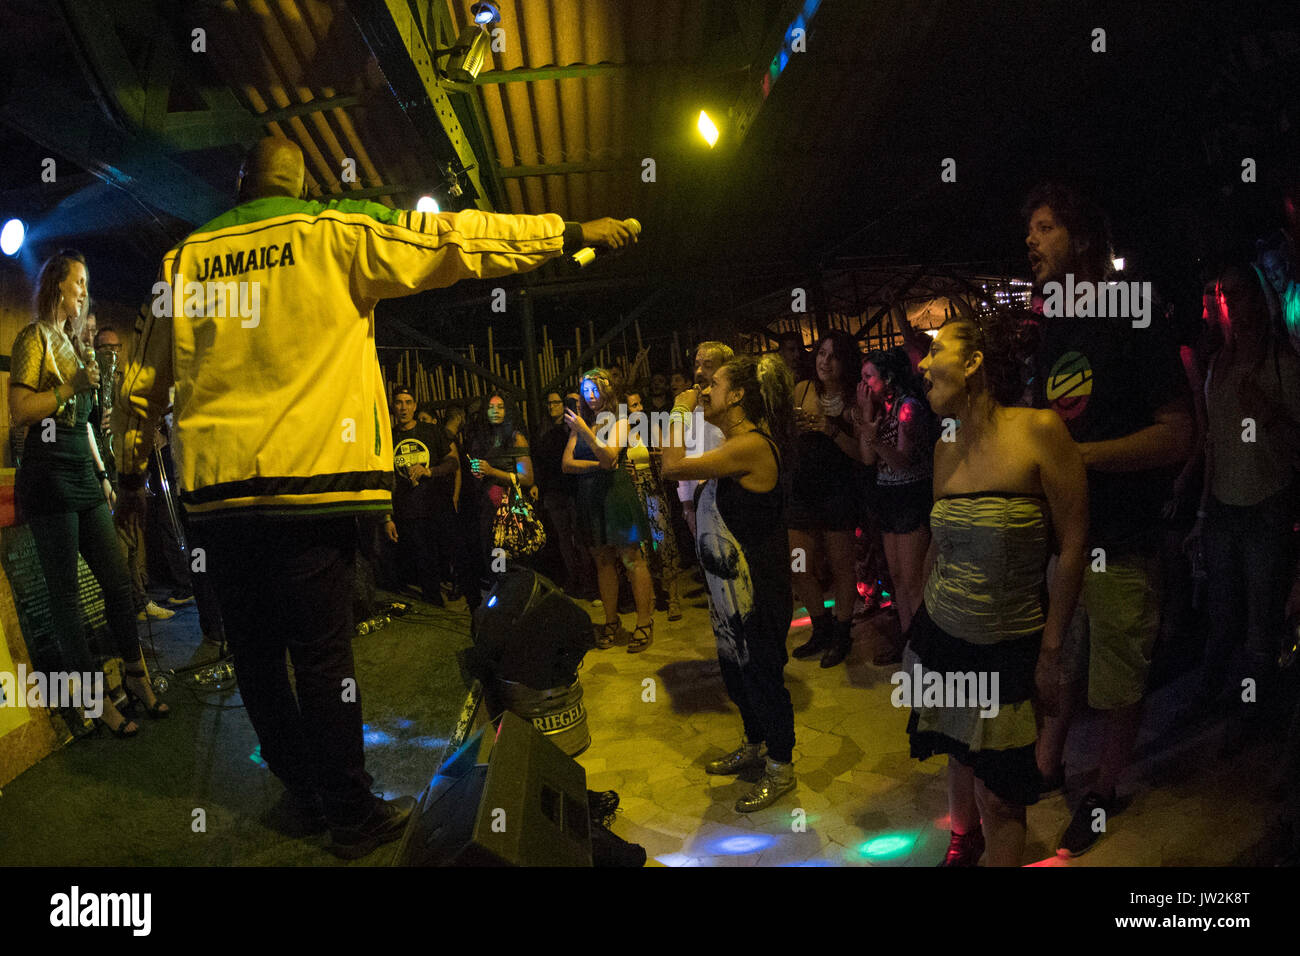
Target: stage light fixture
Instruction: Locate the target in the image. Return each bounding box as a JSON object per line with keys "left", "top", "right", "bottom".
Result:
{"left": 697, "top": 110, "right": 720, "bottom": 147}
{"left": 472, "top": 2, "right": 500, "bottom": 25}
{"left": 1, "top": 218, "right": 26, "bottom": 256}
{"left": 1112, "top": 256, "right": 1126, "bottom": 271}
{"left": 445, "top": 4, "right": 500, "bottom": 82}
{"left": 416, "top": 195, "right": 439, "bottom": 213}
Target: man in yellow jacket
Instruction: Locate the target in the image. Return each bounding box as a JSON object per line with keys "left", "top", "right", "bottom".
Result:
{"left": 112, "top": 137, "right": 636, "bottom": 858}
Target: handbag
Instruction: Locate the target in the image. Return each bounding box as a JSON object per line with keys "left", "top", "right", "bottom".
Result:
{"left": 492, "top": 476, "right": 547, "bottom": 558}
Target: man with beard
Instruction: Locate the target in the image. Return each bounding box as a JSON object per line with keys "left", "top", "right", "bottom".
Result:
{"left": 1024, "top": 183, "right": 1191, "bottom": 857}
{"left": 676, "top": 342, "right": 733, "bottom": 543}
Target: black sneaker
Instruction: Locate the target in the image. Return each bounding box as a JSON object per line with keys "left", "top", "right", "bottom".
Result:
{"left": 938, "top": 827, "right": 985, "bottom": 866}
{"left": 328, "top": 795, "right": 416, "bottom": 860}
{"left": 1058, "top": 791, "right": 1114, "bottom": 857}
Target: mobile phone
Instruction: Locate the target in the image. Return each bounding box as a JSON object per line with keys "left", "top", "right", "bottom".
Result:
{"left": 563, "top": 396, "right": 579, "bottom": 414}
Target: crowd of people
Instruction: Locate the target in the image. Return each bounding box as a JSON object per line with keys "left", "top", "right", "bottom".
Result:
{"left": 369, "top": 182, "right": 1300, "bottom": 866}
{"left": 9, "top": 134, "right": 1300, "bottom": 865}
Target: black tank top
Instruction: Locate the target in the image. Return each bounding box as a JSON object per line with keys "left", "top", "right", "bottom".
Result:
{"left": 697, "top": 433, "right": 790, "bottom": 664}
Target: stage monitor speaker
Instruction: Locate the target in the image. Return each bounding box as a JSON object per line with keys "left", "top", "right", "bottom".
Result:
{"left": 471, "top": 568, "right": 593, "bottom": 689}
{"left": 394, "top": 711, "right": 592, "bottom": 867}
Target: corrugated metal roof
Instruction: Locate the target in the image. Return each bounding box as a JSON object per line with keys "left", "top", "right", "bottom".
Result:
{"left": 197, "top": 0, "right": 432, "bottom": 205}
{"left": 447, "top": 0, "right": 708, "bottom": 223}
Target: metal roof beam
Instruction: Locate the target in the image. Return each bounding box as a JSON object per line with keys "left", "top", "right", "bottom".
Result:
{"left": 161, "top": 94, "right": 364, "bottom": 151}
{"left": 473, "top": 62, "right": 627, "bottom": 84}
{"left": 497, "top": 159, "right": 638, "bottom": 178}
{"left": 315, "top": 183, "right": 424, "bottom": 202}
{"left": 347, "top": 0, "right": 494, "bottom": 211}
{"left": 0, "top": 76, "right": 229, "bottom": 228}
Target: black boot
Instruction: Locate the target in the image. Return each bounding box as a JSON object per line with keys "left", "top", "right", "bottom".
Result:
{"left": 792, "top": 612, "right": 832, "bottom": 660}
{"left": 820, "top": 617, "right": 854, "bottom": 668}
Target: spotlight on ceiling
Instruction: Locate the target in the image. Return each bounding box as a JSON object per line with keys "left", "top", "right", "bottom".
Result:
{"left": 445, "top": 3, "right": 500, "bottom": 82}
{"left": 416, "top": 195, "right": 439, "bottom": 213}
{"left": 697, "top": 110, "right": 720, "bottom": 147}
{"left": 472, "top": 2, "right": 500, "bottom": 26}
{"left": 1, "top": 219, "right": 25, "bottom": 256}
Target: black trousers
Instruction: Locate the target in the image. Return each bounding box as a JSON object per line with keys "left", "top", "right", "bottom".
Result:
{"left": 201, "top": 514, "right": 372, "bottom": 826}
{"left": 716, "top": 617, "right": 796, "bottom": 764}
{"left": 395, "top": 507, "right": 456, "bottom": 603}
{"left": 28, "top": 502, "right": 141, "bottom": 675}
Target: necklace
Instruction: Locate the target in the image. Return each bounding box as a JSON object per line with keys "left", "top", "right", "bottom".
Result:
{"left": 818, "top": 390, "right": 844, "bottom": 418}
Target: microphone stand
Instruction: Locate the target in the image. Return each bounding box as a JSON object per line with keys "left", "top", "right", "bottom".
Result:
{"left": 151, "top": 439, "right": 235, "bottom": 689}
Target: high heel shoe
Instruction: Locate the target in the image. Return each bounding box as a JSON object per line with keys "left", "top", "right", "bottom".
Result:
{"left": 123, "top": 668, "right": 170, "bottom": 719}
{"left": 95, "top": 700, "right": 139, "bottom": 739}
{"left": 627, "top": 620, "right": 653, "bottom": 654}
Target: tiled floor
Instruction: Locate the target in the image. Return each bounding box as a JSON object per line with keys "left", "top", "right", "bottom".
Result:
{"left": 571, "top": 580, "right": 1287, "bottom": 867}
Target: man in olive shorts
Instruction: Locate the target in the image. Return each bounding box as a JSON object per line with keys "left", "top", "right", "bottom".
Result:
{"left": 1025, "top": 183, "right": 1192, "bottom": 856}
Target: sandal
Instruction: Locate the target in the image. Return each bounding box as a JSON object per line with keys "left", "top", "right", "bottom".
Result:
{"left": 95, "top": 699, "right": 139, "bottom": 739}
{"left": 594, "top": 621, "right": 624, "bottom": 650}
{"left": 123, "top": 668, "right": 170, "bottom": 719}
{"left": 628, "top": 621, "right": 654, "bottom": 654}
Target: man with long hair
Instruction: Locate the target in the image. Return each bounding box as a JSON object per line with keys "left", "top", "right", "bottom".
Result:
{"left": 1025, "top": 183, "right": 1192, "bottom": 857}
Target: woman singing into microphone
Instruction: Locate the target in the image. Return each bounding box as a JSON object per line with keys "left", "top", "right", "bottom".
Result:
{"left": 8, "top": 250, "right": 169, "bottom": 738}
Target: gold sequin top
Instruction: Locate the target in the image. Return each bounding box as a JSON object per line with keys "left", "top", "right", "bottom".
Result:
{"left": 9, "top": 319, "right": 88, "bottom": 427}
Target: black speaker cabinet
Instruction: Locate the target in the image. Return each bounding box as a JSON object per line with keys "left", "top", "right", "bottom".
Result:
{"left": 472, "top": 568, "right": 593, "bottom": 689}
{"left": 394, "top": 711, "right": 592, "bottom": 866}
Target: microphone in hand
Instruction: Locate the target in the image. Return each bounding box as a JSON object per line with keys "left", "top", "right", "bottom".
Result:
{"left": 573, "top": 218, "right": 641, "bottom": 267}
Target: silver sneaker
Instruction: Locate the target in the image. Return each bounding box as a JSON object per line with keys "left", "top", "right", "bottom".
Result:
{"left": 735, "top": 758, "right": 795, "bottom": 813}
{"left": 705, "top": 740, "right": 767, "bottom": 775}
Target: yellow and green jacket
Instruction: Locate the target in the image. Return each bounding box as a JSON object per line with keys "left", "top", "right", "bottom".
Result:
{"left": 112, "top": 196, "right": 578, "bottom": 520}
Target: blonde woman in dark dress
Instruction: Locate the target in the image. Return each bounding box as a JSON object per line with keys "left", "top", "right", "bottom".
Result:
{"left": 9, "top": 250, "right": 169, "bottom": 738}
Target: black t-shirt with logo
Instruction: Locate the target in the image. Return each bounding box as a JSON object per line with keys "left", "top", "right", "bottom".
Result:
{"left": 1032, "top": 314, "right": 1186, "bottom": 552}
{"left": 392, "top": 422, "right": 453, "bottom": 519}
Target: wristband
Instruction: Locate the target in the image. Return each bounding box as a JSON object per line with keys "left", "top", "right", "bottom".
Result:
{"left": 95, "top": 469, "right": 108, "bottom": 482}
{"left": 562, "top": 222, "right": 584, "bottom": 254}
